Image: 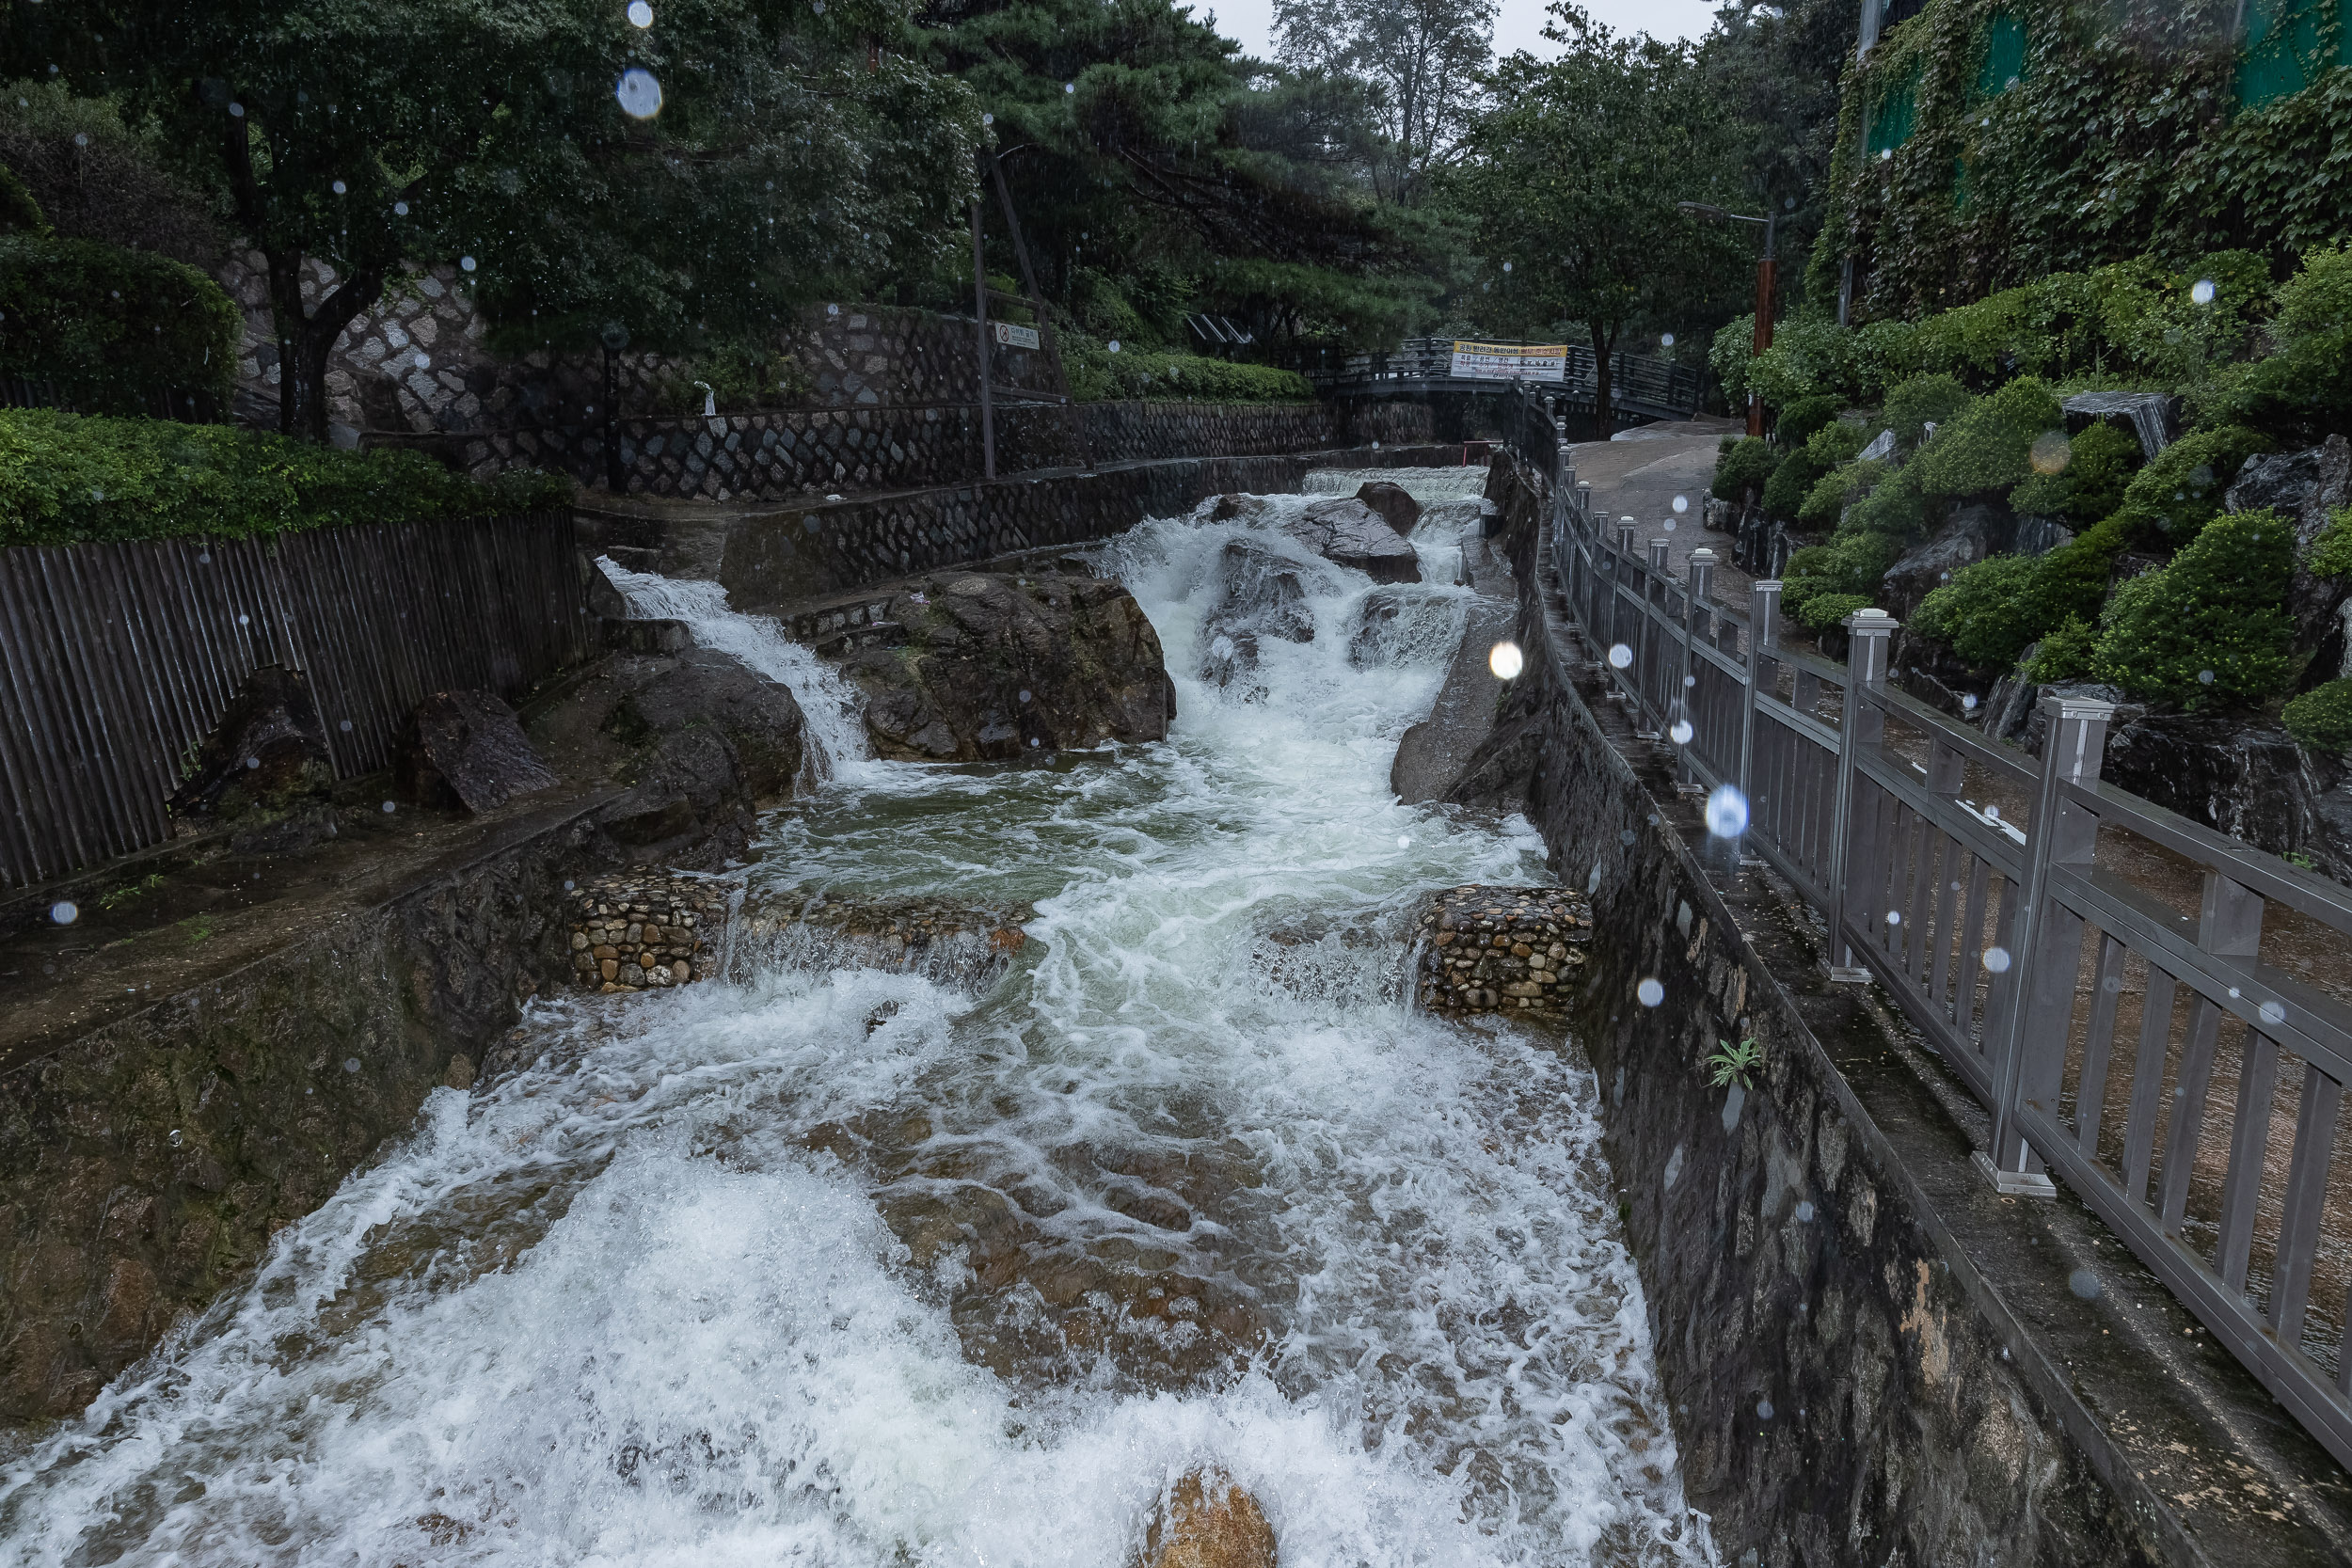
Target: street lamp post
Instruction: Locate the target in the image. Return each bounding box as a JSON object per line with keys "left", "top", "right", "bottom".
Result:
{"left": 599, "top": 321, "right": 630, "bottom": 495}
{"left": 1678, "top": 201, "right": 1777, "bottom": 438}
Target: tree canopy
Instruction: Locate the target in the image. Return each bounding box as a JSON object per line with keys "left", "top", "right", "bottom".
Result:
{"left": 1455, "top": 4, "right": 1747, "bottom": 420}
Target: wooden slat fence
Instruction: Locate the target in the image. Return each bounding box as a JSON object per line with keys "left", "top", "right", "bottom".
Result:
{"left": 0, "top": 511, "right": 590, "bottom": 888}
{"left": 1502, "top": 382, "right": 2352, "bottom": 1473}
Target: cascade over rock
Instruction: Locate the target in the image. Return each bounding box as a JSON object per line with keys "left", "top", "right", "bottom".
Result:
{"left": 832, "top": 569, "right": 1175, "bottom": 761}
{"left": 1140, "top": 1469, "right": 1278, "bottom": 1568}
{"left": 1198, "top": 539, "right": 1316, "bottom": 693}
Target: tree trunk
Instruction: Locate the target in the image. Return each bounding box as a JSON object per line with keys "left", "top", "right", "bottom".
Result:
{"left": 1589, "top": 322, "right": 1617, "bottom": 434}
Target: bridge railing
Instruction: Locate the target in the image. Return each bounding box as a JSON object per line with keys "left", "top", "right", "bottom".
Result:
{"left": 1311, "top": 339, "right": 1703, "bottom": 419}
{"left": 1499, "top": 383, "right": 2352, "bottom": 1473}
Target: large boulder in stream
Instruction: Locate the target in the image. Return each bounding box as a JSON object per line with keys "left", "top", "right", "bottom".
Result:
{"left": 1142, "top": 1469, "right": 1279, "bottom": 1568}
{"left": 1199, "top": 539, "right": 1316, "bottom": 694}
{"left": 526, "top": 646, "right": 805, "bottom": 863}
{"left": 834, "top": 569, "right": 1175, "bottom": 762}
{"left": 1204, "top": 493, "right": 1420, "bottom": 584}
{"left": 1285, "top": 498, "right": 1421, "bottom": 584}
{"left": 1354, "top": 479, "right": 1422, "bottom": 535}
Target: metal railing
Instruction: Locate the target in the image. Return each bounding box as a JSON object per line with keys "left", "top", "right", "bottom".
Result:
{"left": 1311, "top": 338, "right": 1704, "bottom": 420}
{"left": 1500, "top": 384, "right": 2352, "bottom": 1472}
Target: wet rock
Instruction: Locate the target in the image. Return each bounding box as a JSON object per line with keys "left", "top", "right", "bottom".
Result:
{"left": 1207, "top": 494, "right": 1267, "bottom": 523}
{"left": 2102, "top": 712, "right": 2352, "bottom": 883}
{"left": 1142, "top": 1469, "right": 1279, "bottom": 1568}
{"left": 1353, "top": 480, "right": 1421, "bottom": 535}
{"left": 1980, "top": 674, "right": 2137, "bottom": 753}
{"left": 1199, "top": 541, "right": 1315, "bottom": 693}
{"left": 1416, "top": 885, "right": 1591, "bottom": 1017}
{"left": 1283, "top": 498, "right": 1420, "bottom": 585}
{"left": 1880, "top": 504, "right": 2007, "bottom": 619}
{"left": 526, "top": 646, "right": 805, "bottom": 864}
{"left": 733, "top": 892, "right": 1031, "bottom": 992}
{"left": 2228, "top": 436, "right": 2352, "bottom": 677}
{"left": 834, "top": 570, "right": 1174, "bottom": 763}
{"left": 395, "top": 689, "right": 559, "bottom": 814}
{"left": 167, "top": 665, "right": 335, "bottom": 828}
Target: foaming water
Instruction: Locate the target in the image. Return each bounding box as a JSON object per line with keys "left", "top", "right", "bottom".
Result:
{"left": 2, "top": 507, "right": 1710, "bottom": 1567}
{"left": 599, "top": 558, "right": 873, "bottom": 784}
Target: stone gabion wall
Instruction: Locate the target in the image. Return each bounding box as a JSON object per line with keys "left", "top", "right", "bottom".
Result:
{"left": 707, "top": 443, "right": 1470, "bottom": 607}
{"left": 1415, "top": 886, "right": 1591, "bottom": 1015}
{"left": 440, "top": 398, "right": 1435, "bottom": 502}
{"left": 566, "top": 873, "right": 734, "bottom": 992}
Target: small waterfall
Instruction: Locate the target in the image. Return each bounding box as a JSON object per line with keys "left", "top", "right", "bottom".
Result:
{"left": 597, "top": 558, "right": 873, "bottom": 784}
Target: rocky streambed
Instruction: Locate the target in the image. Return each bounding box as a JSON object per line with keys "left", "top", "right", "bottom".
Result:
{"left": 1, "top": 472, "right": 1705, "bottom": 1568}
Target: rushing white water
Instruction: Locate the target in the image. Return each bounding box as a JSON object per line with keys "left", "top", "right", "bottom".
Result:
{"left": 597, "top": 558, "right": 875, "bottom": 784}
{"left": 3, "top": 477, "right": 1709, "bottom": 1568}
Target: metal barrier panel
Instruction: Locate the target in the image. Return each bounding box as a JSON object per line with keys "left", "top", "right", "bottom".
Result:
{"left": 0, "top": 512, "right": 590, "bottom": 890}
{"left": 1490, "top": 384, "right": 2352, "bottom": 1468}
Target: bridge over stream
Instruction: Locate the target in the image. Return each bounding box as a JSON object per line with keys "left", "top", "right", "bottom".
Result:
{"left": 1310, "top": 337, "right": 1707, "bottom": 428}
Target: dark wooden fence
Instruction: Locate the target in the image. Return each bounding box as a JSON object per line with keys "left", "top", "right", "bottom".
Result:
{"left": 0, "top": 512, "right": 591, "bottom": 889}
{"left": 2, "top": 375, "right": 230, "bottom": 425}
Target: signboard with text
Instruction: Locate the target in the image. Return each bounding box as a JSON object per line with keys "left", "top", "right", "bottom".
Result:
{"left": 1449, "top": 341, "right": 1568, "bottom": 382}
{"left": 992, "top": 322, "right": 1042, "bottom": 351}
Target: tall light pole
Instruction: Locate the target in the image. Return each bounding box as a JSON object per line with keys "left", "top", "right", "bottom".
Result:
{"left": 1679, "top": 201, "right": 1777, "bottom": 438}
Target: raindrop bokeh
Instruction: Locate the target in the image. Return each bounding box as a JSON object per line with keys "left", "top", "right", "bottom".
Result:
{"left": 1488, "top": 641, "right": 1524, "bottom": 679}
{"left": 1636, "top": 977, "right": 1665, "bottom": 1007}
{"left": 1705, "top": 784, "right": 1749, "bottom": 838}
{"left": 616, "top": 67, "right": 663, "bottom": 119}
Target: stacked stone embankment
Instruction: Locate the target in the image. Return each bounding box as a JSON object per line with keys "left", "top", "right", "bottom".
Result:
{"left": 1416, "top": 886, "right": 1591, "bottom": 1015}
{"left": 567, "top": 874, "right": 735, "bottom": 991}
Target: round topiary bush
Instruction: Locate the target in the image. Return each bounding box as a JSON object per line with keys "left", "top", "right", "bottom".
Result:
{"left": 1713, "top": 435, "right": 1775, "bottom": 499}
{"left": 2283, "top": 679, "right": 2352, "bottom": 752}
{"left": 2092, "top": 508, "right": 2296, "bottom": 709}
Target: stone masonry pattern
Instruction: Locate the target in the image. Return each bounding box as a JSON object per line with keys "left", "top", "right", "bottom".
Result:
{"left": 567, "top": 873, "right": 735, "bottom": 992}
{"left": 1416, "top": 886, "right": 1592, "bottom": 1015}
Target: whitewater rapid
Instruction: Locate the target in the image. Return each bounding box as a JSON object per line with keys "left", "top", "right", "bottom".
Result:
{"left": 0, "top": 477, "right": 1710, "bottom": 1567}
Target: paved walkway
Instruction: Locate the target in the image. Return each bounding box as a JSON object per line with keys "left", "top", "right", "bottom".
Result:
{"left": 1566, "top": 423, "right": 1755, "bottom": 611}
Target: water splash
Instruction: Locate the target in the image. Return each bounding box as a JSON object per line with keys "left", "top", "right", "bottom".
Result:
{"left": 598, "top": 558, "right": 872, "bottom": 785}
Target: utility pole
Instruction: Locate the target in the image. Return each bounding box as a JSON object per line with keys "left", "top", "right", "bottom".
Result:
{"left": 970, "top": 198, "right": 994, "bottom": 481}
{"left": 1678, "top": 201, "right": 1778, "bottom": 437}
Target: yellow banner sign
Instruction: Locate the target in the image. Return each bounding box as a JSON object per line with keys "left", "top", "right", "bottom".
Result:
{"left": 1450, "top": 341, "right": 1568, "bottom": 382}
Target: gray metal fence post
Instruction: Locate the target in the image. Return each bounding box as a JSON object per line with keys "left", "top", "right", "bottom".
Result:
{"left": 1739, "top": 579, "right": 1781, "bottom": 842}
{"left": 1641, "top": 537, "right": 1673, "bottom": 732}
{"left": 1678, "top": 549, "right": 1715, "bottom": 783}
{"left": 1826, "top": 607, "right": 1898, "bottom": 981}
{"left": 1610, "top": 520, "right": 1638, "bottom": 673}
{"left": 1980, "top": 693, "right": 2115, "bottom": 1194}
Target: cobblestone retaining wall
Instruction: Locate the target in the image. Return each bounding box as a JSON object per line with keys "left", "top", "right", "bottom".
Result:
{"left": 698, "top": 443, "right": 1463, "bottom": 607}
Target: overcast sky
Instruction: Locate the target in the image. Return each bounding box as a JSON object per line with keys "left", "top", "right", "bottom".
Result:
{"left": 1203, "top": 0, "right": 1725, "bottom": 64}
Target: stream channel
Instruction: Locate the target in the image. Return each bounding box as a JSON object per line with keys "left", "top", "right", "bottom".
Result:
{"left": 4, "top": 475, "right": 1710, "bottom": 1567}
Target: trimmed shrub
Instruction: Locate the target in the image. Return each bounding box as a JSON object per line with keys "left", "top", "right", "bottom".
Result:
{"left": 2283, "top": 679, "right": 2352, "bottom": 752}
{"left": 2269, "top": 243, "right": 2352, "bottom": 353}
{"left": 2008, "top": 420, "right": 2141, "bottom": 526}
{"left": 0, "top": 162, "right": 45, "bottom": 234}
{"left": 1799, "top": 458, "right": 1887, "bottom": 529}
{"left": 2108, "top": 424, "right": 2273, "bottom": 545}
{"left": 1783, "top": 532, "right": 1900, "bottom": 625}
{"left": 1763, "top": 420, "right": 1868, "bottom": 524}
{"left": 2310, "top": 505, "right": 2352, "bottom": 579}
{"left": 0, "top": 234, "right": 240, "bottom": 411}
{"left": 1065, "top": 339, "right": 1311, "bottom": 404}
{"left": 1774, "top": 394, "right": 1843, "bottom": 449}
{"left": 2200, "top": 325, "right": 2352, "bottom": 450}
{"left": 1883, "top": 372, "right": 1971, "bottom": 451}
{"left": 651, "top": 339, "right": 815, "bottom": 415}
{"left": 1913, "top": 552, "right": 2046, "bottom": 670}
{"left": 2091, "top": 509, "right": 2296, "bottom": 709}
{"left": 1713, "top": 435, "right": 1776, "bottom": 499}
{"left": 1846, "top": 459, "right": 1929, "bottom": 540}
{"left": 1794, "top": 592, "right": 1870, "bottom": 633}
{"left": 0, "top": 408, "right": 573, "bottom": 546}
{"left": 1747, "top": 315, "right": 1862, "bottom": 412}
{"left": 1913, "top": 376, "right": 2063, "bottom": 500}
{"left": 2022, "top": 614, "right": 2097, "bottom": 684}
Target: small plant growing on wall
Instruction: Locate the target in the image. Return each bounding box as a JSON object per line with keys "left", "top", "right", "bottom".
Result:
{"left": 1707, "top": 1037, "right": 1763, "bottom": 1091}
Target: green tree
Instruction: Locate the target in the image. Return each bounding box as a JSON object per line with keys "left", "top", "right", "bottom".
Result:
{"left": 922, "top": 0, "right": 1442, "bottom": 352}
{"left": 10, "top": 0, "right": 978, "bottom": 439}
{"left": 1273, "top": 0, "right": 1496, "bottom": 203}
{"left": 1456, "top": 5, "right": 1746, "bottom": 426}
{"left": 1694, "top": 0, "right": 1854, "bottom": 314}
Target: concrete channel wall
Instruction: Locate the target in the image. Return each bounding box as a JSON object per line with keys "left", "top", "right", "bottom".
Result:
{"left": 1477, "top": 448, "right": 2352, "bottom": 1568}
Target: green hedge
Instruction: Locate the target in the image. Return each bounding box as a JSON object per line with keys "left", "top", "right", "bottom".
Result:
{"left": 1713, "top": 435, "right": 1775, "bottom": 499}
{"left": 0, "top": 409, "right": 573, "bottom": 546}
{"left": 2008, "top": 420, "right": 2140, "bottom": 526}
{"left": 2310, "top": 505, "right": 2352, "bottom": 579}
{"left": 0, "top": 234, "right": 241, "bottom": 412}
{"left": 2091, "top": 508, "right": 2296, "bottom": 707}
{"left": 2284, "top": 680, "right": 2352, "bottom": 752}
{"left": 1065, "top": 340, "right": 1313, "bottom": 404}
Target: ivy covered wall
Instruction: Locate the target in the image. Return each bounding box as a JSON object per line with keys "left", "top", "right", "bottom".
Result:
{"left": 1813, "top": 0, "right": 2352, "bottom": 323}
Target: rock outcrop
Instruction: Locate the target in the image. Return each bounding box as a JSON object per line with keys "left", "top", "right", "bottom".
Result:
{"left": 1199, "top": 540, "right": 1316, "bottom": 694}
{"left": 1284, "top": 497, "right": 1420, "bottom": 584}
{"left": 832, "top": 569, "right": 1175, "bottom": 762}
{"left": 2101, "top": 712, "right": 2352, "bottom": 883}
{"left": 1141, "top": 1469, "right": 1279, "bottom": 1568}
{"left": 1880, "top": 502, "right": 2007, "bottom": 618}
{"left": 2228, "top": 436, "right": 2352, "bottom": 681}
{"left": 1416, "top": 886, "right": 1591, "bottom": 1016}
{"left": 395, "top": 689, "right": 559, "bottom": 814}
{"left": 527, "top": 646, "right": 805, "bottom": 863}
{"left": 1353, "top": 479, "right": 1421, "bottom": 535}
